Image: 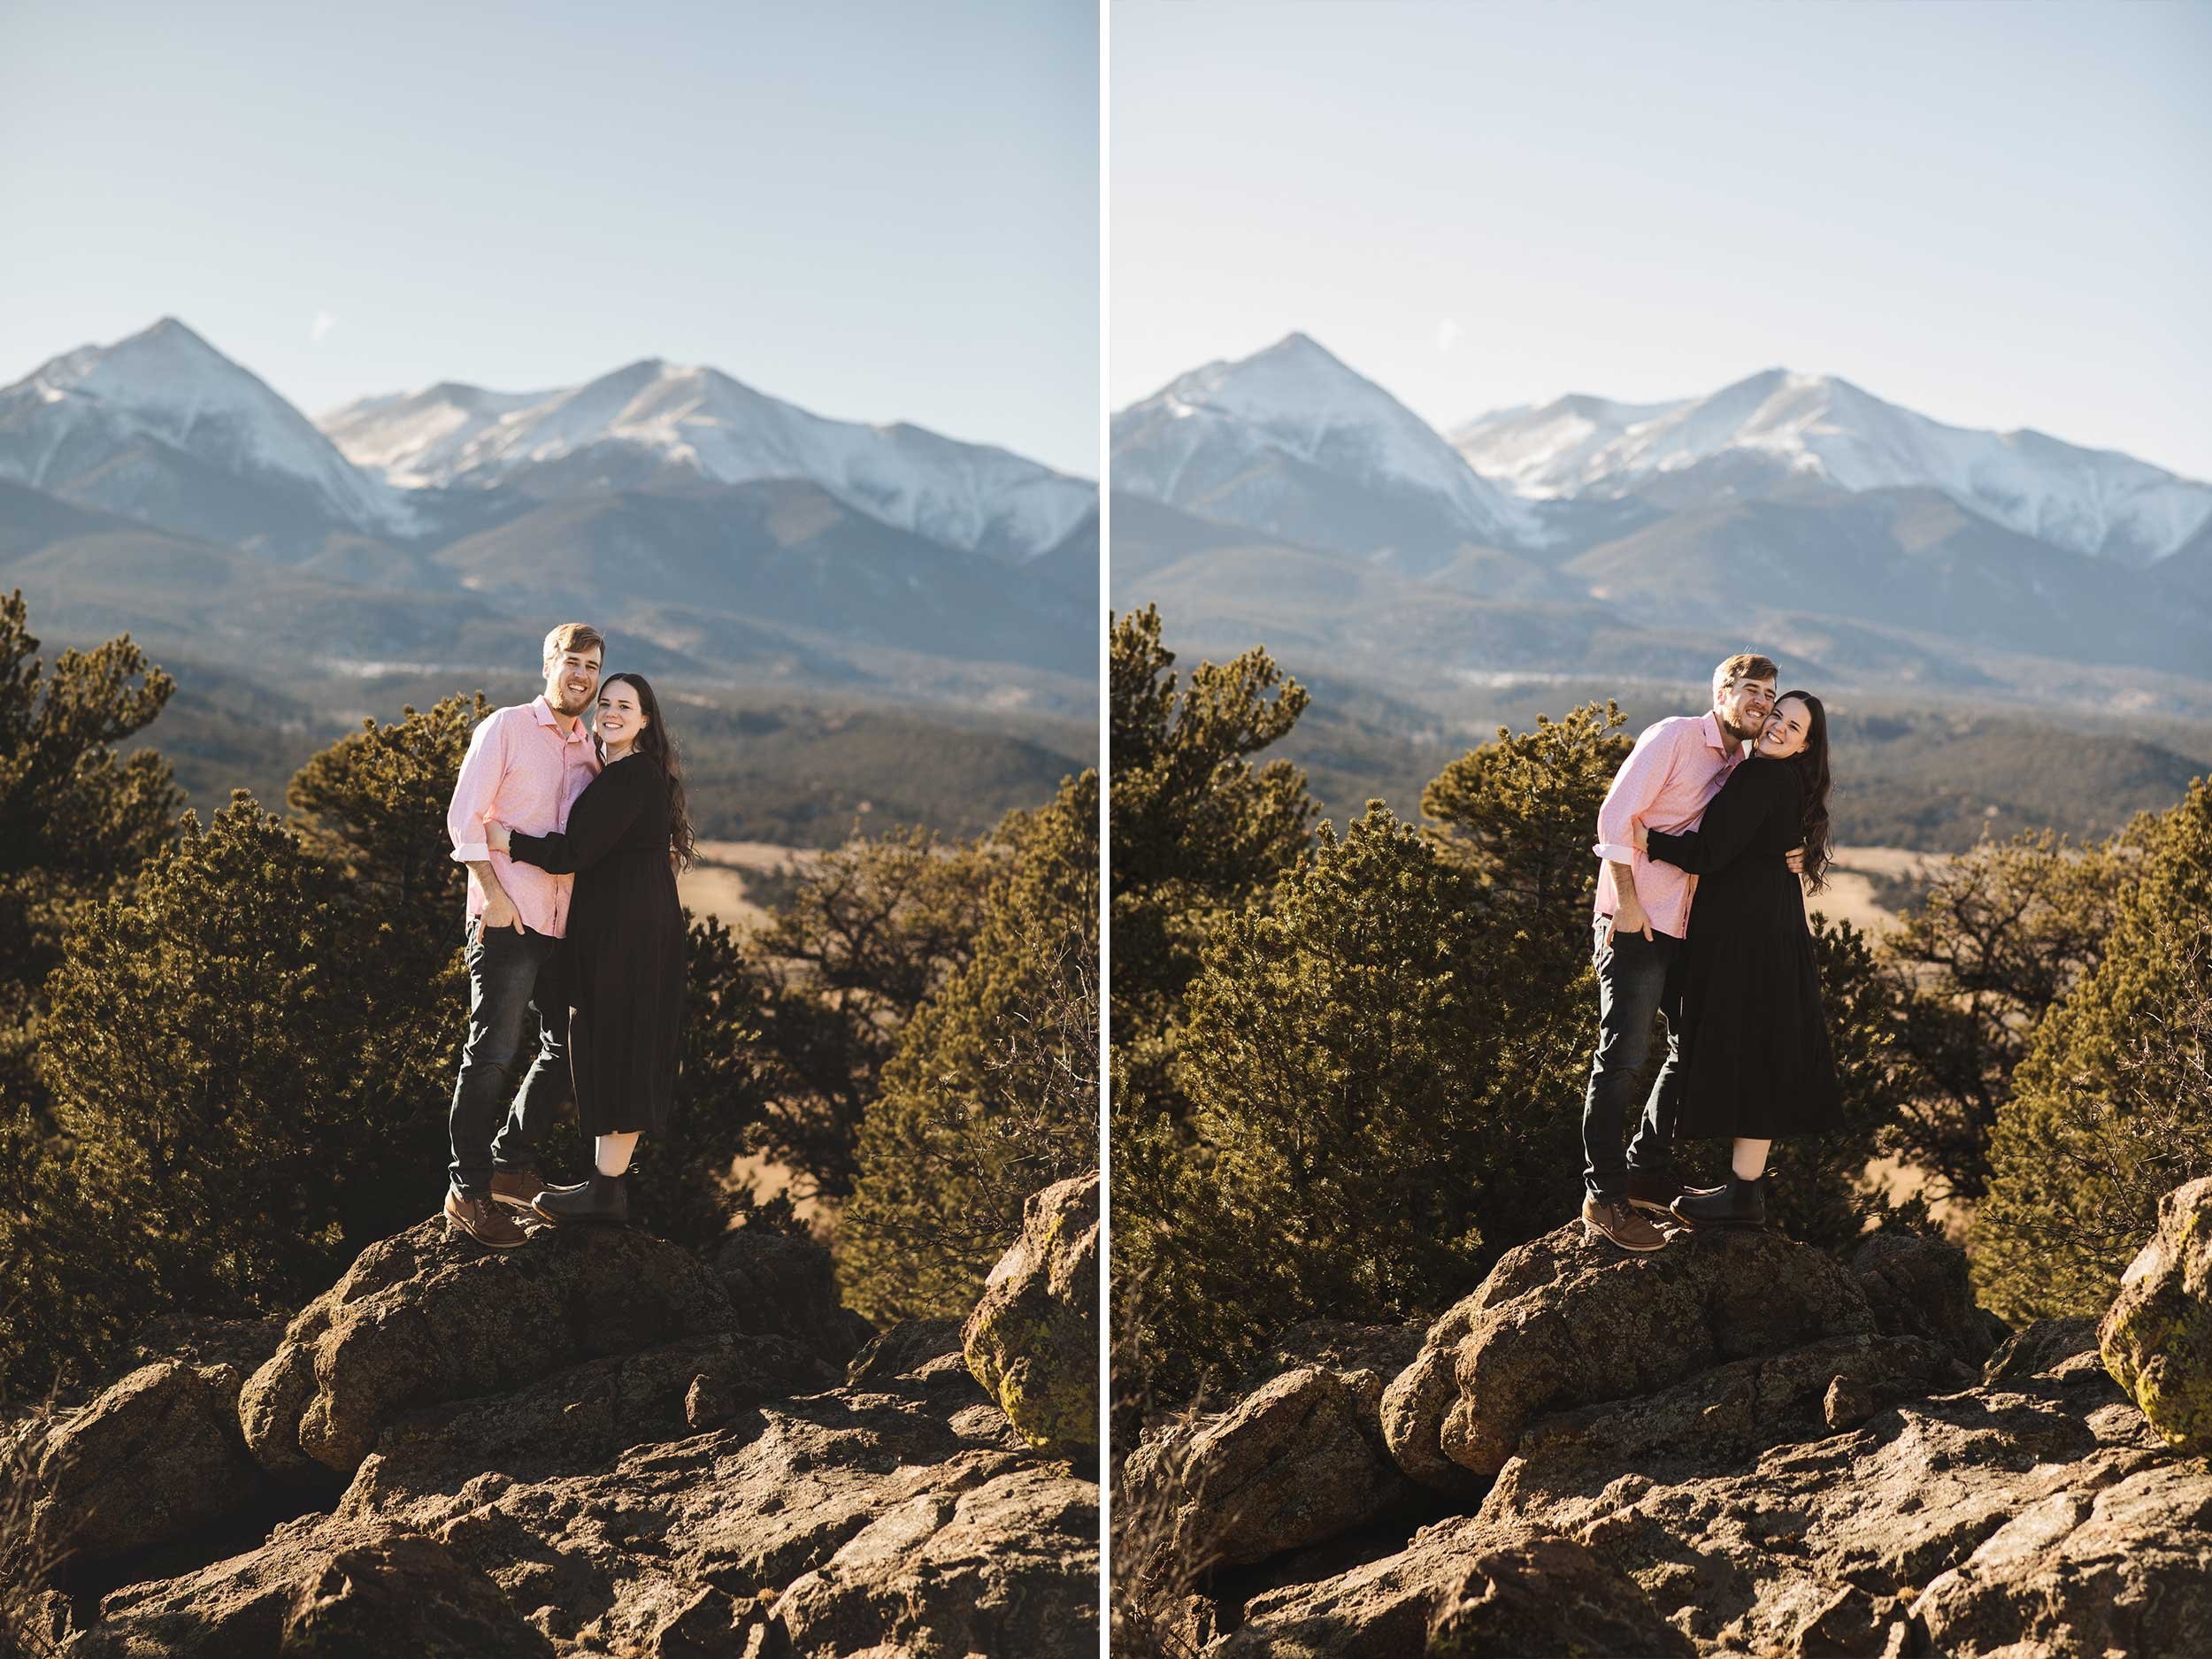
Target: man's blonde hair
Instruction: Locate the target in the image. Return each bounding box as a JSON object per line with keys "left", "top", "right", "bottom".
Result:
{"left": 1713, "top": 652, "right": 1779, "bottom": 703}
{"left": 543, "top": 623, "right": 605, "bottom": 664}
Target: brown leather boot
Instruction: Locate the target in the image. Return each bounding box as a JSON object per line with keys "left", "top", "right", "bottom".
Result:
{"left": 490, "top": 1164, "right": 546, "bottom": 1213}
{"left": 444, "top": 1186, "right": 527, "bottom": 1249}
{"left": 1580, "top": 1193, "right": 1668, "bottom": 1253}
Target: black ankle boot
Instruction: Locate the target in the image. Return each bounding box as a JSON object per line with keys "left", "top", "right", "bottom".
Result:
{"left": 1671, "top": 1172, "right": 1766, "bottom": 1230}
{"left": 531, "top": 1171, "right": 629, "bottom": 1226}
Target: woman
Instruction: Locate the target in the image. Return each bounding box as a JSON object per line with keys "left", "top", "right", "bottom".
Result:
{"left": 487, "top": 672, "right": 691, "bottom": 1225}
{"left": 1632, "top": 689, "right": 1840, "bottom": 1230}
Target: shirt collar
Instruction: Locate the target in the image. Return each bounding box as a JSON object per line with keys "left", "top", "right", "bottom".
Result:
{"left": 1701, "top": 710, "right": 1739, "bottom": 757}
{"left": 532, "top": 695, "right": 590, "bottom": 743}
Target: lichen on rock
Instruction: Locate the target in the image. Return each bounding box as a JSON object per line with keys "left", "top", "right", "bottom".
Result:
{"left": 961, "top": 1171, "right": 1098, "bottom": 1456}
{"left": 2099, "top": 1173, "right": 2212, "bottom": 1455}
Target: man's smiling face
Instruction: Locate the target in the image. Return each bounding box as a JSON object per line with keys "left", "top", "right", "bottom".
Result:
{"left": 1716, "top": 675, "right": 1777, "bottom": 745}
{"left": 543, "top": 646, "right": 603, "bottom": 716}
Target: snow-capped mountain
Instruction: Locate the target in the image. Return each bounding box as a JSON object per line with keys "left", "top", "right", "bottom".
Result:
{"left": 1112, "top": 333, "right": 1544, "bottom": 561}
{"left": 0, "top": 319, "right": 415, "bottom": 540}
{"left": 320, "top": 362, "right": 1095, "bottom": 563}
{"left": 1452, "top": 370, "right": 2212, "bottom": 565}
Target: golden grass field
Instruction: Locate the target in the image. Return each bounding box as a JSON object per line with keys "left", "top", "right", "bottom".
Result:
{"left": 677, "top": 840, "right": 821, "bottom": 931}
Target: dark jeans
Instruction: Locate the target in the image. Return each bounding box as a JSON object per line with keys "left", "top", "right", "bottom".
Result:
{"left": 447, "top": 919, "right": 572, "bottom": 1197}
{"left": 1581, "top": 913, "right": 1686, "bottom": 1205}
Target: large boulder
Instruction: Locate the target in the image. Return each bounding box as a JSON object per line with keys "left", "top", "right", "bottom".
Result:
{"left": 1124, "top": 1365, "right": 1415, "bottom": 1571}
{"left": 239, "top": 1217, "right": 738, "bottom": 1479}
{"left": 1379, "top": 1222, "right": 1890, "bottom": 1490}
{"left": 1849, "top": 1229, "right": 2007, "bottom": 1371}
{"left": 28, "top": 1360, "right": 270, "bottom": 1567}
{"left": 962, "top": 1171, "right": 1098, "bottom": 1456}
{"left": 1206, "top": 1517, "right": 1691, "bottom": 1659}
{"left": 711, "top": 1226, "right": 874, "bottom": 1371}
{"left": 66, "top": 1517, "right": 553, "bottom": 1658}
{"left": 334, "top": 1329, "right": 826, "bottom": 1514}
{"left": 2100, "top": 1173, "right": 2212, "bottom": 1454}
{"left": 1423, "top": 1532, "right": 1697, "bottom": 1659}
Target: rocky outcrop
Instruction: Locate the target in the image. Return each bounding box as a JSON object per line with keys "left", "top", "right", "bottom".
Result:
{"left": 1849, "top": 1228, "right": 2008, "bottom": 1368}
{"left": 1145, "top": 1203, "right": 2212, "bottom": 1659}
{"left": 68, "top": 1519, "right": 555, "bottom": 1659}
{"left": 239, "top": 1218, "right": 744, "bottom": 1479}
{"left": 1213, "top": 1316, "right": 2212, "bottom": 1659}
{"left": 961, "top": 1171, "right": 1098, "bottom": 1455}
{"left": 27, "top": 1360, "right": 270, "bottom": 1567}
{"left": 1379, "top": 1222, "right": 1980, "bottom": 1493}
{"left": 2099, "top": 1171, "right": 2212, "bottom": 1454}
{"left": 1125, "top": 1365, "right": 1415, "bottom": 1571}
{"left": 49, "top": 1213, "right": 1095, "bottom": 1658}
{"left": 713, "top": 1226, "right": 875, "bottom": 1372}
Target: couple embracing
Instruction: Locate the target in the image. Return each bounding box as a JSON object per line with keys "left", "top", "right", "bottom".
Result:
{"left": 1579, "top": 652, "right": 1841, "bottom": 1251}
{"left": 439, "top": 623, "right": 695, "bottom": 1251}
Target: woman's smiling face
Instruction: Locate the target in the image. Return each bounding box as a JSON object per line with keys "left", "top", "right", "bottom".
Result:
{"left": 595, "top": 678, "right": 649, "bottom": 750}
{"left": 1756, "top": 695, "right": 1812, "bottom": 759}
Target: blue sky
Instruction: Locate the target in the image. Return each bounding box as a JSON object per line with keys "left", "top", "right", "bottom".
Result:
{"left": 0, "top": 0, "right": 1100, "bottom": 477}
{"left": 1113, "top": 0, "right": 2212, "bottom": 480}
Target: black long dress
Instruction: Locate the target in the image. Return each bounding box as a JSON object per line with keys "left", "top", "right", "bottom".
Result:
{"left": 506, "top": 754, "right": 685, "bottom": 1137}
{"left": 1643, "top": 757, "right": 1841, "bottom": 1141}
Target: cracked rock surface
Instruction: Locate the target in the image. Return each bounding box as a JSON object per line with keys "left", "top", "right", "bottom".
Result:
{"left": 49, "top": 1220, "right": 1097, "bottom": 1659}
{"left": 1150, "top": 1224, "right": 2212, "bottom": 1659}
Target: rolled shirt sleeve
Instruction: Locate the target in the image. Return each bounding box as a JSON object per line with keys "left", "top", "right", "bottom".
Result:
{"left": 447, "top": 711, "right": 506, "bottom": 864}
{"left": 1593, "top": 723, "right": 1681, "bottom": 868}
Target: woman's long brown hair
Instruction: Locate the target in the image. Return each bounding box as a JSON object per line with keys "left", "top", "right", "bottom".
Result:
{"left": 1778, "top": 688, "right": 1832, "bottom": 893}
{"left": 599, "top": 672, "right": 696, "bottom": 872}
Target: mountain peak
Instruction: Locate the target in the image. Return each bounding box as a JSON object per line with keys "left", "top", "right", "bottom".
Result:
{"left": 1118, "top": 334, "right": 1544, "bottom": 549}
{"left": 96, "top": 316, "right": 233, "bottom": 377}
{"left": 1243, "top": 330, "right": 1360, "bottom": 380}
{"left": 0, "top": 319, "right": 411, "bottom": 534}
{"left": 135, "top": 315, "right": 211, "bottom": 346}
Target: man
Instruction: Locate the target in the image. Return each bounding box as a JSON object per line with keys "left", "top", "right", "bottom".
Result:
{"left": 1578, "top": 652, "right": 1782, "bottom": 1253}
{"left": 441, "top": 623, "right": 605, "bottom": 1248}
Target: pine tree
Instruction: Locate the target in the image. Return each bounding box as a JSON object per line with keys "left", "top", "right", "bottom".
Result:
{"left": 837, "top": 770, "right": 1100, "bottom": 1324}
{"left": 1109, "top": 607, "right": 1315, "bottom": 1134}
{"left": 1878, "top": 830, "right": 2121, "bottom": 1204}
{"left": 741, "top": 826, "right": 995, "bottom": 1201}
{"left": 0, "top": 591, "right": 180, "bottom": 1108}
{"left": 1973, "top": 780, "right": 2212, "bottom": 1322}
{"left": 28, "top": 800, "right": 363, "bottom": 1373}
{"left": 1141, "top": 807, "right": 1492, "bottom": 1391}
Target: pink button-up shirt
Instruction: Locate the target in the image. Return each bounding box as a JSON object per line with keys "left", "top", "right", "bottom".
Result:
{"left": 447, "top": 696, "right": 601, "bottom": 938}
{"left": 1592, "top": 710, "right": 1745, "bottom": 940}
